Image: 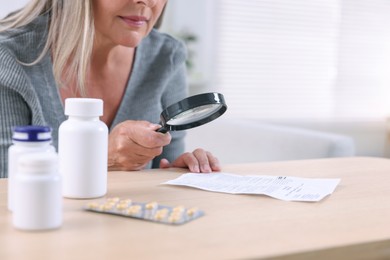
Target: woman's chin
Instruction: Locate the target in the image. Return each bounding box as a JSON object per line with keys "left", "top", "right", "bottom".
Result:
{"left": 119, "top": 33, "right": 145, "bottom": 48}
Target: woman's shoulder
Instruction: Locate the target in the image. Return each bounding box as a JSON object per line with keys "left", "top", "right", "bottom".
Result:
{"left": 0, "top": 16, "right": 48, "bottom": 92}
{"left": 0, "top": 15, "right": 48, "bottom": 63}
{"left": 0, "top": 14, "right": 48, "bottom": 38}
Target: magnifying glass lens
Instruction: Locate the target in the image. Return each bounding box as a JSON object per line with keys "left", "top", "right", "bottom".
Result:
{"left": 167, "top": 104, "right": 223, "bottom": 126}
{"left": 157, "top": 92, "right": 227, "bottom": 133}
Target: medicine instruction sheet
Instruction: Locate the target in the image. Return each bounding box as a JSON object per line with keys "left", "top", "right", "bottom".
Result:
{"left": 163, "top": 173, "right": 340, "bottom": 202}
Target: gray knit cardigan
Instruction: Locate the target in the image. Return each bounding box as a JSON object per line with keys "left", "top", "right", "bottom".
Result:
{"left": 0, "top": 15, "right": 187, "bottom": 178}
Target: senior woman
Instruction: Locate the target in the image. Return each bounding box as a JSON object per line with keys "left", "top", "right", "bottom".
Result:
{"left": 0, "top": 0, "right": 220, "bottom": 178}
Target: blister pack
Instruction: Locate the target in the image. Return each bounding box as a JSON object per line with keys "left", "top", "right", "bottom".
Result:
{"left": 84, "top": 197, "right": 204, "bottom": 225}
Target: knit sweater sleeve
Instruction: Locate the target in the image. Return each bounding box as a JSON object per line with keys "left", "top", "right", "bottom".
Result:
{"left": 0, "top": 44, "right": 44, "bottom": 178}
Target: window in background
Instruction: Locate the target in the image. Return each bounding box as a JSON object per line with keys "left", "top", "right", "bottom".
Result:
{"left": 213, "top": 0, "right": 390, "bottom": 120}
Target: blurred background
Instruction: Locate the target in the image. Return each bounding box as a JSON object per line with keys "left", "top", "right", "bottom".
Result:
{"left": 2, "top": 0, "right": 390, "bottom": 160}
{"left": 159, "top": 0, "right": 390, "bottom": 160}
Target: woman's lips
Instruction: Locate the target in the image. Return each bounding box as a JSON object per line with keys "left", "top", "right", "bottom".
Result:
{"left": 119, "top": 16, "right": 148, "bottom": 27}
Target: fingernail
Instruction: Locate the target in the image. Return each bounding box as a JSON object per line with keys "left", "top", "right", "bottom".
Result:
{"left": 211, "top": 162, "right": 221, "bottom": 171}
{"left": 202, "top": 164, "right": 211, "bottom": 173}
{"left": 193, "top": 165, "right": 200, "bottom": 173}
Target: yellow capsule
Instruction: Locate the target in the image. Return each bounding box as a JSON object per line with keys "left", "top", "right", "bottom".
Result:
{"left": 126, "top": 205, "right": 142, "bottom": 215}
{"left": 187, "top": 207, "right": 199, "bottom": 217}
{"left": 116, "top": 203, "right": 129, "bottom": 210}
{"left": 154, "top": 213, "right": 166, "bottom": 221}
{"left": 172, "top": 206, "right": 185, "bottom": 213}
{"left": 101, "top": 203, "right": 114, "bottom": 211}
{"left": 171, "top": 211, "right": 183, "bottom": 219}
{"left": 86, "top": 202, "right": 99, "bottom": 209}
{"left": 145, "top": 201, "right": 158, "bottom": 210}
{"left": 107, "top": 197, "right": 120, "bottom": 203}
{"left": 119, "top": 199, "right": 132, "bottom": 205}
{"left": 157, "top": 208, "right": 169, "bottom": 214}
{"left": 154, "top": 209, "right": 169, "bottom": 220}
{"left": 168, "top": 214, "right": 181, "bottom": 223}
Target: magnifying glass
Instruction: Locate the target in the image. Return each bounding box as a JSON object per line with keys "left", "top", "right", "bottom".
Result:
{"left": 157, "top": 92, "right": 227, "bottom": 133}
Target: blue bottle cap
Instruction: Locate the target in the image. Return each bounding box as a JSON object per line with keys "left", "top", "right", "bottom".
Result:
{"left": 12, "top": 126, "right": 52, "bottom": 142}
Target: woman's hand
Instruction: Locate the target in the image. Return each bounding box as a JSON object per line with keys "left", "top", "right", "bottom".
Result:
{"left": 159, "top": 148, "right": 221, "bottom": 173}
{"left": 108, "top": 120, "right": 171, "bottom": 171}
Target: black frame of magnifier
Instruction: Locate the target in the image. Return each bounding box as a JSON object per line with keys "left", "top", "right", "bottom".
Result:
{"left": 157, "top": 92, "right": 227, "bottom": 133}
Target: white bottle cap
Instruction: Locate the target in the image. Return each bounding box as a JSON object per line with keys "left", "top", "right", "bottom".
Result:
{"left": 64, "top": 98, "right": 103, "bottom": 117}
{"left": 18, "top": 153, "right": 58, "bottom": 174}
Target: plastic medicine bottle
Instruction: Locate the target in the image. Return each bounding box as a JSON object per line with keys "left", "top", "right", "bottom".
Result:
{"left": 59, "top": 98, "right": 108, "bottom": 199}
{"left": 8, "top": 126, "right": 55, "bottom": 212}
{"left": 13, "top": 152, "right": 62, "bottom": 231}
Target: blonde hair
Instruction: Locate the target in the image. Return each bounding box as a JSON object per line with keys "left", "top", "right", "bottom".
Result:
{"left": 0, "top": 0, "right": 94, "bottom": 96}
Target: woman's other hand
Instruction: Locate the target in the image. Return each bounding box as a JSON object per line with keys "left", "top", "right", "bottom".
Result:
{"left": 108, "top": 120, "right": 171, "bottom": 171}
{"left": 159, "top": 148, "right": 221, "bottom": 173}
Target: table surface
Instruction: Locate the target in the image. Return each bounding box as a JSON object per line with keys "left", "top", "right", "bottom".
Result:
{"left": 1, "top": 157, "right": 390, "bottom": 260}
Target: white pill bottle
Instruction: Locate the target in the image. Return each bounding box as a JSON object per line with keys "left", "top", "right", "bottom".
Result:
{"left": 59, "top": 98, "right": 108, "bottom": 199}
{"left": 13, "top": 152, "right": 62, "bottom": 230}
{"left": 8, "top": 126, "right": 55, "bottom": 212}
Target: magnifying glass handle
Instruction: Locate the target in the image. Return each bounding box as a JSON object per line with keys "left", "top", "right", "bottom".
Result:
{"left": 156, "top": 126, "right": 168, "bottom": 134}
